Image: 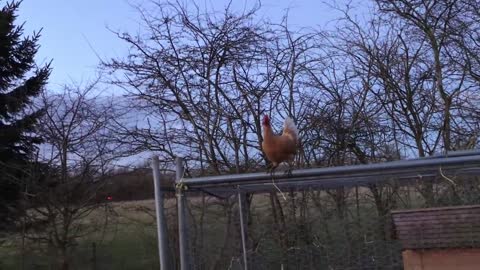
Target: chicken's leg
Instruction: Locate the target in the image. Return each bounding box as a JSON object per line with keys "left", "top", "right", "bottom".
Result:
{"left": 283, "top": 159, "right": 294, "bottom": 177}
{"left": 267, "top": 162, "right": 278, "bottom": 178}
{"left": 269, "top": 163, "right": 287, "bottom": 200}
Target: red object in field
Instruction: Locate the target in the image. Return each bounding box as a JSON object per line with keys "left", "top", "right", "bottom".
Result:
{"left": 106, "top": 196, "right": 113, "bottom": 201}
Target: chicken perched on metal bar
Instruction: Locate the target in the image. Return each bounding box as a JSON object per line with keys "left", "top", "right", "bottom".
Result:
{"left": 261, "top": 115, "right": 299, "bottom": 176}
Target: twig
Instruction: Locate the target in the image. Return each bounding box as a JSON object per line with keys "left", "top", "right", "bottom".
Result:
{"left": 439, "top": 166, "right": 456, "bottom": 186}
{"left": 271, "top": 175, "right": 287, "bottom": 201}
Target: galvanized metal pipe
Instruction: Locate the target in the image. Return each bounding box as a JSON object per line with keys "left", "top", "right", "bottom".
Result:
{"left": 427, "top": 149, "right": 480, "bottom": 159}
{"left": 176, "top": 157, "right": 189, "bottom": 270}
{"left": 237, "top": 190, "right": 249, "bottom": 270}
{"left": 183, "top": 151, "right": 480, "bottom": 187}
{"left": 151, "top": 156, "right": 172, "bottom": 270}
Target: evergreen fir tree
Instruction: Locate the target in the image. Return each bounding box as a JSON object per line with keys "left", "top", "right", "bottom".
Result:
{"left": 0, "top": 1, "right": 50, "bottom": 229}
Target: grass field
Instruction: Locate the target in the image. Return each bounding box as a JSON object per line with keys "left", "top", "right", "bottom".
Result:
{"left": 0, "top": 190, "right": 403, "bottom": 269}
{"left": 0, "top": 199, "right": 166, "bottom": 270}
{"left": 0, "top": 182, "right": 472, "bottom": 269}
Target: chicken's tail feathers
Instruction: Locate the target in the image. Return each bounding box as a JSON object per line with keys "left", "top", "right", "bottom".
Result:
{"left": 283, "top": 117, "right": 299, "bottom": 141}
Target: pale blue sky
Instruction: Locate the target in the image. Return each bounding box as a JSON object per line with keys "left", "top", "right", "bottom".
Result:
{"left": 17, "top": 0, "right": 356, "bottom": 89}
{"left": 17, "top": 0, "right": 368, "bottom": 167}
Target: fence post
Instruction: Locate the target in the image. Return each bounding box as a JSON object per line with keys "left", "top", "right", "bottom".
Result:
{"left": 237, "top": 189, "right": 249, "bottom": 270}
{"left": 176, "top": 157, "right": 189, "bottom": 270}
{"left": 151, "top": 156, "right": 172, "bottom": 270}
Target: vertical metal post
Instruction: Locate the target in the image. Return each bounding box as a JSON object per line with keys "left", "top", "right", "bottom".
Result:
{"left": 176, "top": 157, "right": 189, "bottom": 270}
{"left": 237, "top": 189, "right": 249, "bottom": 270}
{"left": 151, "top": 156, "right": 172, "bottom": 270}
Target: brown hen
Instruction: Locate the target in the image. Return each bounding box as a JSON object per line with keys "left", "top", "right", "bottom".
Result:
{"left": 261, "top": 115, "right": 299, "bottom": 176}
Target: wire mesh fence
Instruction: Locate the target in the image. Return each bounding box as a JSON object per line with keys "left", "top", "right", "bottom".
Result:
{"left": 179, "top": 173, "right": 480, "bottom": 270}
{"left": 2, "top": 153, "right": 480, "bottom": 269}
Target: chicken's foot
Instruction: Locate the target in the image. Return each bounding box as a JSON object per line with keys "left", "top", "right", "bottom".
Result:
{"left": 267, "top": 164, "right": 286, "bottom": 200}
{"left": 283, "top": 162, "right": 294, "bottom": 177}
{"left": 266, "top": 163, "right": 278, "bottom": 178}
{"left": 283, "top": 168, "right": 293, "bottom": 177}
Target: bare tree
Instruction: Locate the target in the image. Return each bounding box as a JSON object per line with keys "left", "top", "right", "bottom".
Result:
{"left": 374, "top": 0, "right": 480, "bottom": 151}
{"left": 103, "top": 1, "right": 276, "bottom": 175}
{"left": 21, "top": 79, "right": 125, "bottom": 270}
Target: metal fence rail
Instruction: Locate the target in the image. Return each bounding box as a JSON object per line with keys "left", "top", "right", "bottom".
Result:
{"left": 181, "top": 150, "right": 480, "bottom": 188}
{"left": 152, "top": 150, "right": 480, "bottom": 269}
